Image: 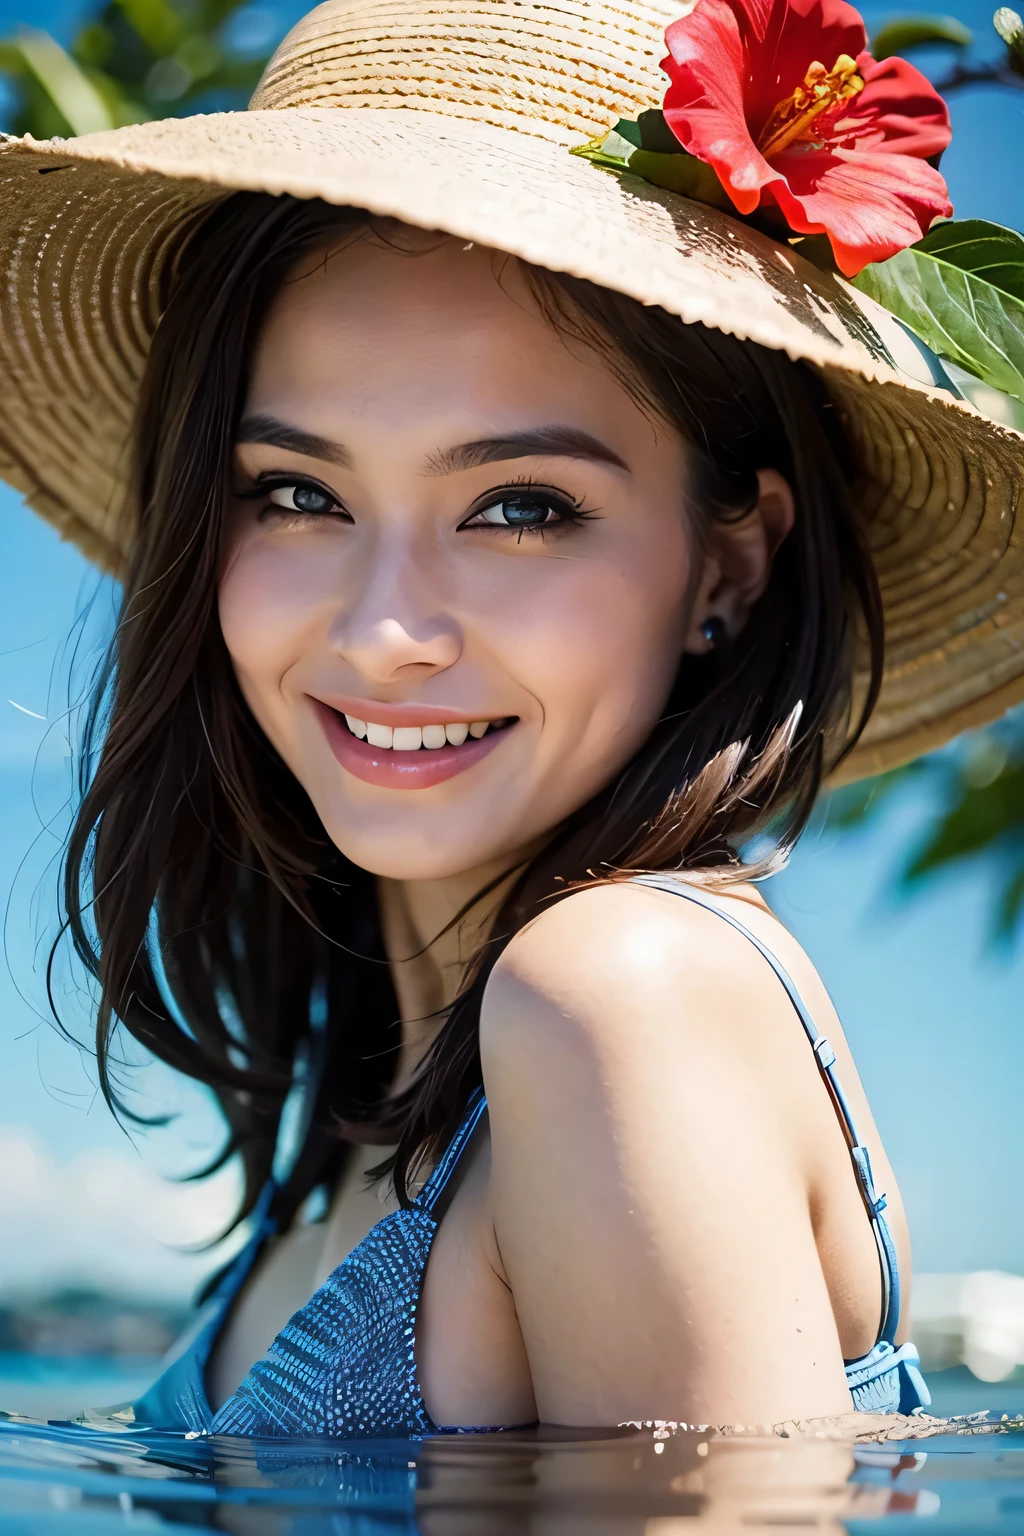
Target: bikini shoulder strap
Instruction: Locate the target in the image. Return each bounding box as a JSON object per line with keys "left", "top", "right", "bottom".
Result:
{"left": 416, "top": 1085, "right": 488, "bottom": 1220}
{"left": 630, "top": 872, "right": 900, "bottom": 1348}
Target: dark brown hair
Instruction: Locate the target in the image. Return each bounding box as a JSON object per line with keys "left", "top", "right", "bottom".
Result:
{"left": 58, "top": 193, "right": 883, "bottom": 1227}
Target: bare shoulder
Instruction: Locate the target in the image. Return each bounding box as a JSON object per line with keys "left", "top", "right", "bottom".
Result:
{"left": 479, "top": 877, "right": 865, "bottom": 1423}
{"left": 481, "top": 877, "right": 829, "bottom": 1070}
{"left": 478, "top": 874, "right": 873, "bottom": 1179}
{"left": 479, "top": 877, "right": 912, "bottom": 1404}
{"left": 480, "top": 877, "right": 907, "bottom": 1265}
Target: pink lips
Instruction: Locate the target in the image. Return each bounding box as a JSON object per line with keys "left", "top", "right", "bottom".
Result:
{"left": 313, "top": 701, "right": 510, "bottom": 790}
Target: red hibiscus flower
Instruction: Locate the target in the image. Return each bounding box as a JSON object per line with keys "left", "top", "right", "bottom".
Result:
{"left": 661, "top": 0, "right": 953, "bottom": 276}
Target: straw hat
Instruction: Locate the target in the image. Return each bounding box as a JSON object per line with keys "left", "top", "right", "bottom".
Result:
{"left": 0, "top": 0, "right": 1021, "bottom": 781}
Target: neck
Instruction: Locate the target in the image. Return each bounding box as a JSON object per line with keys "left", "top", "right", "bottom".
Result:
{"left": 376, "top": 852, "right": 532, "bottom": 1094}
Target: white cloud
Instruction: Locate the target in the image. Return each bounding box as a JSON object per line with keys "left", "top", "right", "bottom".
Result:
{"left": 0, "top": 1129, "right": 244, "bottom": 1304}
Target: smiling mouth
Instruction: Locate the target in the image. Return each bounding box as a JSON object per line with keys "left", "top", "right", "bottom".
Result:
{"left": 314, "top": 700, "right": 518, "bottom": 789}
{"left": 337, "top": 713, "right": 515, "bottom": 751}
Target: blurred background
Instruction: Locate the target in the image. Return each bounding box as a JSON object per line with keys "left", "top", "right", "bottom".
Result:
{"left": 0, "top": 0, "right": 1021, "bottom": 1422}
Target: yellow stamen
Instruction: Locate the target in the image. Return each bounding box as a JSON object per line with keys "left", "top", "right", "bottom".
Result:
{"left": 757, "top": 54, "right": 864, "bottom": 161}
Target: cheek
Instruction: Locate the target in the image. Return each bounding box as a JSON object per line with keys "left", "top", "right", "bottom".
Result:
{"left": 471, "top": 521, "right": 693, "bottom": 763}
{"left": 218, "top": 537, "right": 336, "bottom": 696}
{"left": 217, "top": 534, "right": 362, "bottom": 811}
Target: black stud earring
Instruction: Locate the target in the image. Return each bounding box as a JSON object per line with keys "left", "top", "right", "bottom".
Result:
{"left": 701, "top": 616, "right": 727, "bottom": 651}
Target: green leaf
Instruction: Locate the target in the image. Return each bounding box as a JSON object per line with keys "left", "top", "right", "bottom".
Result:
{"left": 853, "top": 218, "right": 1024, "bottom": 406}
{"left": 625, "top": 148, "right": 733, "bottom": 207}
{"left": 633, "top": 109, "right": 689, "bottom": 155}
{"left": 906, "top": 760, "right": 1024, "bottom": 877}
{"left": 610, "top": 117, "right": 643, "bottom": 151}
{"left": 0, "top": 0, "right": 278, "bottom": 137}
{"left": 11, "top": 27, "right": 114, "bottom": 135}
{"left": 832, "top": 713, "right": 1024, "bottom": 948}
{"left": 0, "top": 40, "right": 29, "bottom": 75}
{"left": 871, "top": 14, "right": 973, "bottom": 57}
{"left": 572, "top": 114, "right": 732, "bottom": 210}
{"left": 114, "top": 0, "right": 184, "bottom": 57}
{"left": 917, "top": 217, "right": 1024, "bottom": 301}
{"left": 996, "top": 865, "right": 1024, "bottom": 941}
{"left": 570, "top": 132, "right": 632, "bottom": 172}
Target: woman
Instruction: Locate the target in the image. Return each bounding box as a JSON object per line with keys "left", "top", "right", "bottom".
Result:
{"left": 0, "top": 0, "right": 1019, "bottom": 1439}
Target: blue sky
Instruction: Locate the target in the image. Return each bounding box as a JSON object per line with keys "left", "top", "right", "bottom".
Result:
{"left": 0, "top": 0, "right": 1022, "bottom": 1301}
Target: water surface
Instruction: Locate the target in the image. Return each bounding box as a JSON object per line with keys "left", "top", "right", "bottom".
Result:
{"left": 0, "top": 1404, "right": 1022, "bottom": 1533}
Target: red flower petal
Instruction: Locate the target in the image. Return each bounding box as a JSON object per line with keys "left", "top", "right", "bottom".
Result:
{"left": 769, "top": 148, "right": 953, "bottom": 273}
{"left": 664, "top": 0, "right": 770, "bottom": 215}
{"left": 660, "top": 0, "right": 953, "bottom": 274}
{"left": 742, "top": 0, "right": 867, "bottom": 134}
{"left": 851, "top": 54, "right": 952, "bottom": 158}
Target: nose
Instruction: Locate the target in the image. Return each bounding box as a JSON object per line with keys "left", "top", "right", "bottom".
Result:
{"left": 328, "top": 542, "right": 461, "bottom": 686}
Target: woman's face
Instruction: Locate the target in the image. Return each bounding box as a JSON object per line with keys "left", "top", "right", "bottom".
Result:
{"left": 219, "top": 233, "right": 705, "bottom": 882}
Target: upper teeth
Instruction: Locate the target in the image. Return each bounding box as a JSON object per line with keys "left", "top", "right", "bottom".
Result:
{"left": 344, "top": 716, "right": 497, "bottom": 750}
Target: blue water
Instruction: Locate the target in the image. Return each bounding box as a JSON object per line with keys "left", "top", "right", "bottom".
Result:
{"left": 0, "top": 1402, "right": 1022, "bottom": 1531}
{"left": 0, "top": 1357, "right": 165, "bottom": 1425}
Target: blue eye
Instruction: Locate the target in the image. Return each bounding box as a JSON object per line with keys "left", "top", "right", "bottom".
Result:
{"left": 268, "top": 483, "right": 337, "bottom": 515}
{"left": 472, "top": 493, "right": 580, "bottom": 529}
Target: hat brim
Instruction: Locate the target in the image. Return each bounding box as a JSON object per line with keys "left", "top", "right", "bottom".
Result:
{"left": 0, "top": 106, "right": 1021, "bottom": 781}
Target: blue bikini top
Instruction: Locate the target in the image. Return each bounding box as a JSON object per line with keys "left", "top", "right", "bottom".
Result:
{"left": 133, "top": 875, "right": 930, "bottom": 1437}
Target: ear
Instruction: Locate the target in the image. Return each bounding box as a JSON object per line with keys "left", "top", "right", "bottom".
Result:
{"left": 683, "top": 469, "right": 795, "bottom": 655}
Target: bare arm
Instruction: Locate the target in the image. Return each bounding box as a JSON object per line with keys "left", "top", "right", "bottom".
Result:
{"left": 480, "top": 881, "right": 856, "bottom": 1429}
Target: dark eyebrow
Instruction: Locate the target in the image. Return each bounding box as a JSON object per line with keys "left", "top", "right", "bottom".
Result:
{"left": 235, "top": 413, "right": 352, "bottom": 467}
{"left": 423, "top": 427, "right": 630, "bottom": 477}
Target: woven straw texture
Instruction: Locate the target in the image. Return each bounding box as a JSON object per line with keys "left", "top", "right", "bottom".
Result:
{"left": 0, "top": 0, "right": 1021, "bottom": 779}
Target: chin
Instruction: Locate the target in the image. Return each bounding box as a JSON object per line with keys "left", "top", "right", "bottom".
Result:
{"left": 318, "top": 810, "right": 523, "bottom": 884}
